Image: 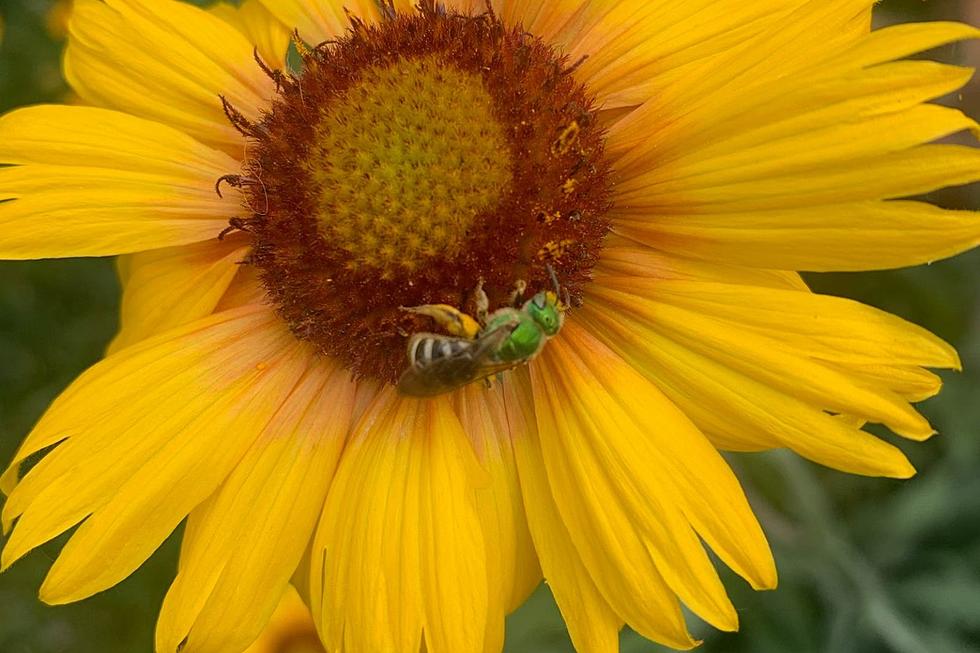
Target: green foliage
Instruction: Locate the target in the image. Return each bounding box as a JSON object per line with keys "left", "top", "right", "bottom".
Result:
{"left": 0, "top": 1, "right": 978, "bottom": 652}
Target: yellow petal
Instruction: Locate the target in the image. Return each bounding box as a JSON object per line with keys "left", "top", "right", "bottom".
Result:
{"left": 210, "top": 0, "right": 291, "bottom": 69}
{"left": 504, "top": 371, "right": 625, "bottom": 653}
{"left": 711, "top": 0, "right": 877, "bottom": 81}
{"left": 214, "top": 268, "right": 268, "bottom": 312}
{"left": 531, "top": 322, "right": 779, "bottom": 638}
{"left": 108, "top": 238, "right": 250, "bottom": 354}
{"left": 0, "top": 306, "right": 299, "bottom": 596}
{"left": 609, "top": 18, "right": 979, "bottom": 183}
{"left": 242, "top": 586, "right": 319, "bottom": 653}
{"left": 645, "top": 280, "right": 960, "bottom": 370}
{"left": 607, "top": 19, "right": 980, "bottom": 227}
{"left": 631, "top": 61, "right": 977, "bottom": 171}
{"left": 631, "top": 104, "right": 977, "bottom": 192}
{"left": 497, "top": 0, "right": 584, "bottom": 44}
{"left": 467, "top": 0, "right": 640, "bottom": 58}
{"left": 311, "top": 390, "right": 489, "bottom": 653}
{"left": 561, "top": 0, "right": 800, "bottom": 109}
{"left": 0, "top": 304, "right": 269, "bottom": 500}
{"left": 38, "top": 350, "right": 311, "bottom": 605}
{"left": 66, "top": 0, "right": 276, "bottom": 152}
{"left": 824, "top": 21, "right": 980, "bottom": 70}
{"left": 597, "top": 242, "right": 807, "bottom": 290}
{"left": 615, "top": 200, "right": 980, "bottom": 272}
{"left": 282, "top": 538, "right": 322, "bottom": 618}
{"left": 590, "top": 280, "right": 935, "bottom": 440}
{"left": 452, "top": 384, "right": 541, "bottom": 653}
{"left": 156, "top": 361, "right": 354, "bottom": 653}
{"left": 0, "top": 105, "right": 237, "bottom": 259}
{"left": 256, "top": 0, "right": 380, "bottom": 44}
{"left": 618, "top": 99, "right": 979, "bottom": 207}
{"left": 603, "top": 0, "right": 877, "bottom": 144}
{"left": 620, "top": 144, "right": 980, "bottom": 211}
{"left": 835, "top": 363, "right": 943, "bottom": 403}
{"left": 575, "top": 299, "right": 918, "bottom": 477}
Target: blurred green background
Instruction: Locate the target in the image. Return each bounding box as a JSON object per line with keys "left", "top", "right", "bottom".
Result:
{"left": 0, "top": 0, "right": 978, "bottom": 651}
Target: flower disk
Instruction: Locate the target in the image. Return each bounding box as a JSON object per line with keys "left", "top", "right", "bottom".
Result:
{"left": 244, "top": 2, "right": 612, "bottom": 382}
{"left": 309, "top": 56, "right": 513, "bottom": 273}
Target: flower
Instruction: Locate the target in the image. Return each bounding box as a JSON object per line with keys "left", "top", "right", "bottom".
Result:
{"left": 243, "top": 587, "right": 324, "bottom": 653}
{"left": 1, "top": 0, "right": 978, "bottom": 652}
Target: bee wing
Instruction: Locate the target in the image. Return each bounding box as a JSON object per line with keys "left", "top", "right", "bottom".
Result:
{"left": 461, "top": 358, "right": 524, "bottom": 386}
{"left": 397, "top": 322, "right": 518, "bottom": 397}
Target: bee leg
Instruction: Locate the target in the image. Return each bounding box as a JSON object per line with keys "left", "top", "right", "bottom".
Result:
{"left": 483, "top": 370, "right": 507, "bottom": 391}
{"left": 474, "top": 278, "right": 489, "bottom": 326}
{"left": 400, "top": 304, "right": 481, "bottom": 339}
{"left": 509, "top": 280, "right": 527, "bottom": 307}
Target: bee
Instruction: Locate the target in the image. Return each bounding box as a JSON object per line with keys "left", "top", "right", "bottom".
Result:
{"left": 397, "top": 268, "right": 566, "bottom": 396}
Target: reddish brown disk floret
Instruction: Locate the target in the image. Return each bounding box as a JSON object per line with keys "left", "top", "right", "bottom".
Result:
{"left": 230, "top": 1, "right": 613, "bottom": 382}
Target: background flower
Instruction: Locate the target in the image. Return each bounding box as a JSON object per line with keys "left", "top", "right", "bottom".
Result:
{"left": 0, "top": 1, "right": 977, "bottom": 652}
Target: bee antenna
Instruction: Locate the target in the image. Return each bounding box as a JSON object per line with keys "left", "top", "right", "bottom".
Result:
{"left": 546, "top": 264, "right": 561, "bottom": 295}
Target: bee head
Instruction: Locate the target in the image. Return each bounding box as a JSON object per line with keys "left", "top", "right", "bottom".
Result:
{"left": 527, "top": 291, "right": 564, "bottom": 336}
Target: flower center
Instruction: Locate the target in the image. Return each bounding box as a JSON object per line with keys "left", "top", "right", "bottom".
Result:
{"left": 308, "top": 56, "right": 512, "bottom": 276}
{"left": 232, "top": 2, "right": 613, "bottom": 382}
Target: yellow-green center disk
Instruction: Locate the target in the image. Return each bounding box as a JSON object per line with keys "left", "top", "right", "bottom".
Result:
{"left": 308, "top": 55, "right": 513, "bottom": 276}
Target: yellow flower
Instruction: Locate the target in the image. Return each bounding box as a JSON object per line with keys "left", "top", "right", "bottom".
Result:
{"left": 1, "top": 1, "right": 979, "bottom": 652}
{"left": 244, "top": 587, "right": 324, "bottom": 653}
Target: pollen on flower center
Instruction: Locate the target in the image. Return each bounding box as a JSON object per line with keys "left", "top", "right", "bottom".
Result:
{"left": 230, "top": 1, "right": 613, "bottom": 382}
{"left": 308, "top": 56, "right": 513, "bottom": 275}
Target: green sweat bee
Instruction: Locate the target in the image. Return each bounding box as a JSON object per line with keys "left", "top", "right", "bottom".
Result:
{"left": 397, "top": 269, "right": 567, "bottom": 396}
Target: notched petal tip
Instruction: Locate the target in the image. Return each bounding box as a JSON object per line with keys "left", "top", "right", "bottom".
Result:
{"left": 889, "top": 456, "right": 917, "bottom": 480}
{"left": 674, "top": 637, "right": 705, "bottom": 651}
{"left": 925, "top": 338, "right": 964, "bottom": 374}
{"left": 950, "top": 349, "right": 964, "bottom": 373}
{"left": 894, "top": 418, "right": 938, "bottom": 443}
{"left": 742, "top": 548, "right": 778, "bottom": 592}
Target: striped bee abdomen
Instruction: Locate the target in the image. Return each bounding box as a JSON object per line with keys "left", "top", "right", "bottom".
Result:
{"left": 408, "top": 335, "right": 477, "bottom": 367}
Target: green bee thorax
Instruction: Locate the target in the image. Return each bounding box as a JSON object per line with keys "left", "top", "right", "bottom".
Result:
{"left": 483, "top": 307, "right": 522, "bottom": 333}
{"left": 494, "top": 316, "right": 545, "bottom": 362}
{"left": 479, "top": 305, "right": 545, "bottom": 363}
